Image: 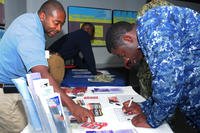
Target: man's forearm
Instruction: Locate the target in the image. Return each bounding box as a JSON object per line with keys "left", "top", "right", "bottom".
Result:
{"left": 31, "top": 65, "right": 76, "bottom": 112}
{"left": 46, "top": 73, "right": 76, "bottom": 111}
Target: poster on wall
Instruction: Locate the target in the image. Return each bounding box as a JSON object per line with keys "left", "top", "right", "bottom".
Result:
{"left": 112, "top": 10, "right": 137, "bottom": 24}
{"left": 68, "top": 6, "right": 112, "bottom": 47}
{"left": 0, "top": 0, "right": 5, "bottom": 27}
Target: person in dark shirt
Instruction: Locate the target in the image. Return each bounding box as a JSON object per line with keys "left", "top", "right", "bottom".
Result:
{"left": 48, "top": 22, "right": 97, "bottom": 75}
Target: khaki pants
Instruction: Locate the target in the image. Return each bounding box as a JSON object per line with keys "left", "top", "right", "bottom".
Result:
{"left": 47, "top": 53, "right": 65, "bottom": 85}
{"left": 0, "top": 89, "right": 27, "bottom": 133}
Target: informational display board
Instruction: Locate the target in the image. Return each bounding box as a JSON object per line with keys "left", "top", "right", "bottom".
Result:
{"left": 68, "top": 6, "right": 112, "bottom": 46}
{"left": 112, "top": 10, "right": 137, "bottom": 24}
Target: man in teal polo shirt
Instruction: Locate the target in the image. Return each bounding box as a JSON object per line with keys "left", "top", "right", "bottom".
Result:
{"left": 0, "top": 1, "right": 94, "bottom": 132}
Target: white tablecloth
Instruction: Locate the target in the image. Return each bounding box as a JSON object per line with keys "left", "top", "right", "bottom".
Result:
{"left": 22, "top": 86, "right": 173, "bottom": 133}
{"left": 71, "top": 86, "right": 173, "bottom": 133}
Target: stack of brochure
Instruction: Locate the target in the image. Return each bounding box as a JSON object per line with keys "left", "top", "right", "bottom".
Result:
{"left": 12, "top": 72, "right": 71, "bottom": 133}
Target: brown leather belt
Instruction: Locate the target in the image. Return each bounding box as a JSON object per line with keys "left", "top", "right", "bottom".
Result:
{"left": 0, "top": 83, "right": 19, "bottom": 93}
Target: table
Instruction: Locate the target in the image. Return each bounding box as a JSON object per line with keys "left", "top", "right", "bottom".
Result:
{"left": 22, "top": 86, "right": 173, "bottom": 133}
{"left": 61, "top": 68, "right": 127, "bottom": 87}
{"left": 70, "top": 86, "right": 173, "bottom": 133}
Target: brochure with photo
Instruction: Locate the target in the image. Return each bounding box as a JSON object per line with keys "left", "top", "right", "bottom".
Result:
{"left": 86, "top": 103, "right": 103, "bottom": 116}
{"left": 81, "top": 122, "right": 108, "bottom": 129}
{"left": 47, "top": 93, "right": 71, "bottom": 133}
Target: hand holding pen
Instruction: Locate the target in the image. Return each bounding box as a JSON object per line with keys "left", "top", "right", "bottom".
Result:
{"left": 128, "top": 97, "right": 134, "bottom": 107}
{"left": 122, "top": 97, "right": 142, "bottom": 115}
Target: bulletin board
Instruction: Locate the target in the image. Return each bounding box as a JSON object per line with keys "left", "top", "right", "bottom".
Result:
{"left": 112, "top": 10, "right": 137, "bottom": 24}
{"left": 68, "top": 6, "right": 112, "bottom": 47}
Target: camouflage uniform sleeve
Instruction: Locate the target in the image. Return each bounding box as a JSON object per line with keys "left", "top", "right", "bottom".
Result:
{"left": 139, "top": 45, "right": 184, "bottom": 127}
{"left": 137, "top": 59, "right": 152, "bottom": 99}
{"left": 137, "top": 7, "right": 188, "bottom": 128}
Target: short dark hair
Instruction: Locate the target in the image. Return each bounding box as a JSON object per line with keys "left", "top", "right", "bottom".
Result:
{"left": 38, "top": 0, "right": 65, "bottom": 16}
{"left": 81, "top": 22, "right": 95, "bottom": 39}
{"left": 106, "top": 21, "right": 134, "bottom": 53}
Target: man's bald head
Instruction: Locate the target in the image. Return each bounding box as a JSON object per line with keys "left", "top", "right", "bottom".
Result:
{"left": 38, "top": 0, "right": 65, "bottom": 17}
{"left": 38, "top": 0, "right": 66, "bottom": 37}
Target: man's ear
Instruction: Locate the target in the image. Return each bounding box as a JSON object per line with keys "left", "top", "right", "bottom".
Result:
{"left": 122, "top": 34, "right": 133, "bottom": 43}
{"left": 39, "top": 12, "right": 46, "bottom": 21}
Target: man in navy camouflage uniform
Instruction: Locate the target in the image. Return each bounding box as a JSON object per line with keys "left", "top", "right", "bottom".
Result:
{"left": 105, "top": 6, "right": 200, "bottom": 129}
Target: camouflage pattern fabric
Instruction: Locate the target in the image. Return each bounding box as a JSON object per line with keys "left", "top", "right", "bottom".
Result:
{"left": 137, "top": 0, "right": 173, "bottom": 19}
{"left": 135, "top": 0, "right": 173, "bottom": 99}
{"left": 89, "top": 74, "right": 114, "bottom": 82}
{"left": 136, "top": 59, "right": 152, "bottom": 99}
{"left": 137, "top": 6, "right": 200, "bottom": 128}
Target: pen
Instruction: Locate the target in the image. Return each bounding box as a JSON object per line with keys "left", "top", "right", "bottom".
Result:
{"left": 128, "top": 97, "right": 134, "bottom": 107}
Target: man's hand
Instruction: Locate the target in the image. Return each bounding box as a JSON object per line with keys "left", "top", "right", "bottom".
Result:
{"left": 71, "top": 104, "right": 95, "bottom": 123}
{"left": 122, "top": 100, "right": 142, "bottom": 115}
{"left": 31, "top": 65, "right": 95, "bottom": 123}
{"left": 131, "top": 113, "right": 151, "bottom": 128}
